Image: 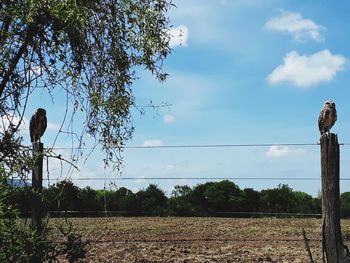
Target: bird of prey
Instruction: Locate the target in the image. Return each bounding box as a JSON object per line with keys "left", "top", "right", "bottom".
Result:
{"left": 29, "top": 108, "right": 47, "bottom": 143}
{"left": 318, "top": 100, "right": 337, "bottom": 135}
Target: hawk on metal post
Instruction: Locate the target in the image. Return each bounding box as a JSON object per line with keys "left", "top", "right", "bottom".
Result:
{"left": 29, "top": 108, "right": 47, "bottom": 143}
{"left": 318, "top": 101, "right": 337, "bottom": 135}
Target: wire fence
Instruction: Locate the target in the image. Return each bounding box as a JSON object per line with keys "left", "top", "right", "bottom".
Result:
{"left": 43, "top": 210, "right": 322, "bottom": 218}
{"left": 9, "top": 140, "right": 343, "bottom": 262}
{"left": 16, "top": 177, "right": 350, "bottom": 182}
{"left": 44, "top": 142, "right": 350, "bottom": 150}
{"left": 20, "top": 141, "right": 350, "bottom": 186}
{"left": 35, "top": 141, "right": 350, "bottom": 184}
{"left": 11, "top": 140, "right": 349, "bottom": 221}
{"left": 57, "top": 237, "right": 321, "bottom": 244}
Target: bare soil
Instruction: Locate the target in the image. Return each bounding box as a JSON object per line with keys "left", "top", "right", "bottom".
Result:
{"left": 50, "top": 217, "right": 350, "bottom": 262}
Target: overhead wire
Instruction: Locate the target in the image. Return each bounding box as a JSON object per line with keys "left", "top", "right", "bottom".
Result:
{"left": 45, "top": 142, "right": 322, "bottom": 150}
{"left": 40, "top": 141, "right": 350, "bottom": 151}
{"left": 18, "top": 176, "right": 350, "bottom": 181}
{"left": 18, "top": 140, "right": 350, "bottom": 183}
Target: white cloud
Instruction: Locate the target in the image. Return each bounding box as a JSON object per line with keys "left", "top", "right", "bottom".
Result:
{"left": 163, "top": 114, "right": 175, "bottom": 124}
{"left": 0, "top": 115, "right": 29, "bottom": 134}
{"left": 1, "top": 113, "right": 60, "bottom": 137}
{"left": 168, "top": 25, "right": 189, "bottom": 48}
{"left": 266, "top": 145, "right": 289, "bottom": 158}
{"left": 46, "top": 122, "right": 60, "bottom": 131}
{"left": 142, "top": 139, "right": 164, "bottom": 147}
{"left": 265, "top": 11, "right": 326, "bottom": 42}
{"left": 266, "top": 145, "right": 306, "bottom": 158}
{"left": 267, "top": 50, "right": 346, "bottom": 88}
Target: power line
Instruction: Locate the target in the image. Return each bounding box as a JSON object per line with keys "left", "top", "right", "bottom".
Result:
{"left": 19, "top": 176, "right": 350, "bottom": 181}
{"left": 44, "top": 142, "right": 350, "bottom": 151}
{"left": 47, "top": 142, "right": 321, "bottom": 150}
{"left": 49, "top": 177, "right": 322, "bottom": 181}
{"left": 123, "top": 143, "right": 321, "bottom": 149}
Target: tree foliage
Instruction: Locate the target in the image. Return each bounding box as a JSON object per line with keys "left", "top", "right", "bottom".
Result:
{"left": 260, "top": 184, "right": 297, "bottom": 213}
{"left": 0, "top": 180, "right": 57, "bottom": 262}
{"left": 0, "top": 1, "right": 174, "bottom": 260}
{"left": 0, "top": 0, "right": 174, "bottom": 165}
{"left": 204, "top": 180, "right": 241, "bottom": 212}
{"left": 43, "top": 180, "right": 81, "bottom": 211}
{"left": 137, "top": 184, "right": 167, "bottom": 215}
{"left": 341, "top": 192, "right": 350, "bottom": 218}
{"left": 10, "top": 180, "right": 324, "bottom": 217}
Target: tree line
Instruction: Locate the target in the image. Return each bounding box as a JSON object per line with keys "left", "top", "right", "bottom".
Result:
{"left": 7, "top": 179, "right": 350, "bottom": 217}
{"left": 6, "top": 179, "right": 350, "bottom": 217}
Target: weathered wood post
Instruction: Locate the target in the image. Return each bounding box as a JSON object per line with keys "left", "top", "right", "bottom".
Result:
{"left": 32, "top": 142, "right": 44, "bottom": 231}
{"left": 321, "top": 133, "right": 350, "bottom": 262}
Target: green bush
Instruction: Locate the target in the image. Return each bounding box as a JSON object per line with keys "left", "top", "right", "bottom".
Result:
{"left": 0, "top": 181, "right": 57, "bottom": 262}
{"left": 0, "top": 180, "right": 91, "bottom": 262}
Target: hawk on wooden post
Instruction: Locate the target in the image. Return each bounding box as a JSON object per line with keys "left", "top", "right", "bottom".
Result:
{"left": 29, "top": 108, "right": 47, "bottom": 143}
{"left": 318, "top": 101, "right": 337, "bottom": 135}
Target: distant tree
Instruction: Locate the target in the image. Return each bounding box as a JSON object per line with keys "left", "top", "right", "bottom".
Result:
{"left": 94, "top": 187, "right": 135, "bottom": 212}
{"left": 137, "top": 184, "right": 167, "bottom": 215}
{"left": 293, "top": 191, "right": 318, "bottom": 214}
{"left": 315, "top": 190, "right": 322, "bottom": 214}
{"left": 167, "top": 197, "right": 193, "bottom": 216}
{"left": 78, "top": 187, "right": 99, "bottom": 211}
{"left": 118, "top": 193, "right": 140, "bottom": 213}
{"left": 113, "top": 187, "right": 139, "bottom": 212}
{"left": 190, "top": 182, "right": 215, "bottom": 214}
{"left": 204, "top": 180, "right": 242, "bottom": 213}
{"left": 5, "top": 179, "right": 325, "bottom": 217}
{"left": 95, "top": 190, "right": 115, "bottom": 211}
{"left": 341, "top": 192, "right": 350, "bottom": 218}
{"left": 115, "top": 187, "right": 131, "bottom": 198}
{"left": 167, "top": 185, "right": 193, "bottom": 216}
{"left": 260, "top": 184, "right": 297, "bottom": 214}
{"left": 171, "top": 185, "right": 192, "bottom": 198}
{"left": 240, "top": 188, "right": 261, "bottom": 213}
{"left": 43, "top": 180, "right": 80, "bottom": 211}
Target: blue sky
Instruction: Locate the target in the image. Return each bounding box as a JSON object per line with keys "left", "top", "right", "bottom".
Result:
{"left": 17, "top": 0, "right": 350, "bottom": 196}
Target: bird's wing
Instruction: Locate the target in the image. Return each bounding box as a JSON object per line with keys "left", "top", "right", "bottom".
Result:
{"left": 40, "top": 116, "right": 47, "bottom": 137}
{"left": 29, "top": 114, "right": 36, "bottom": 142}
{"left": 318, "top": 109, "right": 325, "bottom": 132}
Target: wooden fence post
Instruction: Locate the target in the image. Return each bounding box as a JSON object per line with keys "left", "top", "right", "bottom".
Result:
{"left": 321, "top": 133, "right": 350, "bottom": 262}
{"left": 32, "top": 142, "right": 44, "bottom": 231}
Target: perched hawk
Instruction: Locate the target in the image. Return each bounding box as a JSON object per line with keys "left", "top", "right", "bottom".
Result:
{"left": 318, "top": 101, "right": 337, "bottom": 135}
{"left": 29, "top": 108, "right": 47, "bottom": 143}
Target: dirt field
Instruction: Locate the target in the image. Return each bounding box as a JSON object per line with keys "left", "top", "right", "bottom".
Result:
{"left": 50, "top": 217, "right": 350, "bottom": 262}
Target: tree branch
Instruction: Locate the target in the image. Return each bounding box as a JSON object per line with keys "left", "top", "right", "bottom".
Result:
{"left": 0, "top": 23, "right": 37, "bottom": 98}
